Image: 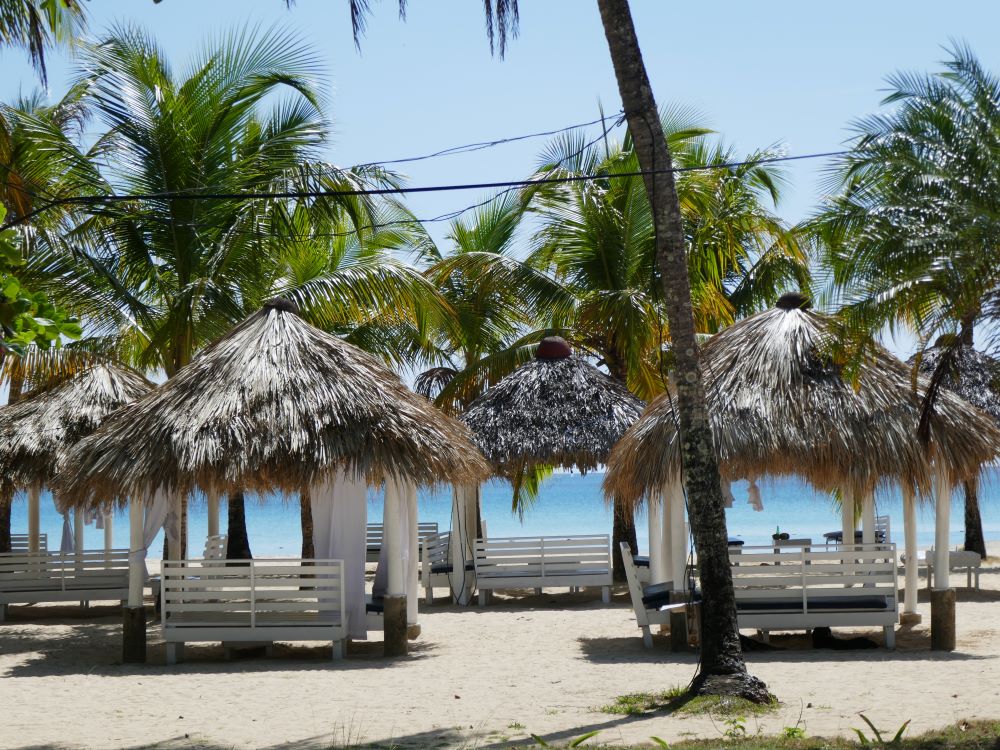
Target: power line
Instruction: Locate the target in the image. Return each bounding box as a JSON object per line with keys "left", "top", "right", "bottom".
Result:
{"left": 0, "top": 150, "right": 848, "bottom": 233}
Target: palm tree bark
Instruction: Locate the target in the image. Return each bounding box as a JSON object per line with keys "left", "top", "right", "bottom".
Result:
{"left": 597, "top": 0, "right": 769, "bottom": 702}
{"left": 0, "top": 373, "right": 25, "bottom": 554}
{"left": 612, "top": 497, "right": 638, "bottom": 582}
{"left": 300, "top": 488, "right": 314, "bottom": 559}
{"left": 225, "top": 490, "right": 253, "bottom": 560}
{"left": 963, "top": 478, "right": 987, "bottom": 558}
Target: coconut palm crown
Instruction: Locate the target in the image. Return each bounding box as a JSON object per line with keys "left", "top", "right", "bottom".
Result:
{"left": 56, "top": 300, "right": 490, "bottom": 509}
{"left": 605, "top": 294, "right": 1000, "bottom": 505}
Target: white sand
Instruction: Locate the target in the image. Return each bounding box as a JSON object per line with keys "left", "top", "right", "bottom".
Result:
{"left": 2, "top": 551, "right": 999, "bottom": 749}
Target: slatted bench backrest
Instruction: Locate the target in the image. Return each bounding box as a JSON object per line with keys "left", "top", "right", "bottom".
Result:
{"left": 366, "top": 522, "right": 439, "bottom": 548}
{"left": 423, "top": 532, "right": 451, "bottom": 569}
{"left": 203, "top": 535, "right": 228, "bottom": 560}
{"left": 160, "top": 559, "right": 345, "bottom": 629}
{"left": 731, "top": 543, "right": 898, "bottom": 611}
{"left": 0, "top": 550, "right": 130, "bottom": 592}
{"left": 10, "top": 534, "right": 48, "bottom": 553}
{"left": 475, "top": 535, "right": 611, "bottom": 580}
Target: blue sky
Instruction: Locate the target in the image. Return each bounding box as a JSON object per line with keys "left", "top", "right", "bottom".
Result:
{"left": 2, "top": 0, "right": 998, "bottom": 355}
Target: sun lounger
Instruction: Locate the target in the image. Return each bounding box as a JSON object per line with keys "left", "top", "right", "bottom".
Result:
{"left": 366, "top": 522, "right": 439, "bottom": 563}
{"left": 0, "top": 549, "right": 130, "bottom": 621}
{"left": 823, "top": 515, "right": 890, "bottom": 547}
{"left": 620, "top": 543, "right": 687, "bottom": 648}
{"left": 9, "top": 534, "right": 48, "bottom": 553}
{"left": 731, "top": 542, "right": 899, "bottom": 649}
{"left": 160, "top": 558, "right": 347, "bottom": 664}
{"left": 474, "top": 535, "right": 613, "bottom": 605}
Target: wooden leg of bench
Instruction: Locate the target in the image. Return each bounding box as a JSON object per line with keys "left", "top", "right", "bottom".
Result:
{"left": 165, "top": 643, "right": 182, "bottom": 665}
{"left": 331, "top": 640, "right": 345, "bottom": 660}
{"left": 601, "top": 586, "right": 611, "bottom": 604}
{"left": 884, "top": 625, "right": 896, "bottom": 650}
{"left": 478, "top": 590, "right": 487, "bottom": 607}
{"left": 425, "top": 587, "right": 433, "bottom": 605}
{"left": 975, "top": 570, "right": 980, "bottom": 590}
{"left": 534, "top": 587, "right": 542, "bottom": 595}
{"left": 641, "top": 626, "right": 653, "bottom": 649}
{"left": 967, "top": 568, "right": 972, "bottom": 589}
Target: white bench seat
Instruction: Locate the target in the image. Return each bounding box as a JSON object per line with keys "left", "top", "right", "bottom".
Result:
{"left": 732, "top": 543, "right": 899, "bottom": 649}
{"left": 160, "top": 558, "right": 347, "bottom": 663}
{"left": 0, "top": 550, "right": 130, "bottom": 621}
{"left": 475, "top": 535, "right": 613, "bottom": 605}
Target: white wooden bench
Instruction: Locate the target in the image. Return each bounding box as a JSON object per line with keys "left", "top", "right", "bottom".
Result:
{"left": 10, "top": 533, "right": 48, "bottom": 553}
{"left": 474, "top": 535, "right": 613, "bottom": 606}
{"left": 921, "top": 549, "right": 982, "bottom": 590}
{"left": 731, "top": 543, "right": 899, "bottom": 649}
{"left": 823, "top": 515, "right": 890, "bottom": 547}
{"left": 0, "top": 549, "right": 129, "bottom": 621}
{"left": 620, "top": 543, "right": 686, "bottom": 648}
{"left": 160, "top": 558, "right": 347, "bottom": 664}
{"left": 366, "top": 522, "right": 439, "bottom": 563}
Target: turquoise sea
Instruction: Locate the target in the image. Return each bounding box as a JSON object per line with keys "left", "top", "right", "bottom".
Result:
{"left": 10, "top": 469, "right": 1000, "bottom": 557}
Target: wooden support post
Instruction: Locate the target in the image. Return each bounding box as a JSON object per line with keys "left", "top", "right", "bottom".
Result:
{"left": 931, "top": 470, "right": 955, "bottom": 651}
{"left": 383, "top": 478, "right": 407, "bottom": 657}
{"left": 405, "top": 482, "right": 419, "bottom": 637}
{"left": 74, "top": 507, "right": 85, "bottom": 556}
{"left": 648, "top": 494, "right": 665, "bottom": 584}
{"left": 27, "top": 484, "right": 40, "bottom": 553}
{"left": 861, "top": 490, "right": 876, "bottom": 544}
{"left": 123, "top": 500, "right": 147, "bottom": 663}
{"left": 841, "top": 488, "right": 856, "bottom": 548}
{"left": 104, "top": 512, "right": 114, "bottom": 555}
{"left": 166, "top": 492, "right": 183, "bottom": 562}
{"left": 206, "top": 490, "right": 220, "bottom": 538}
{"left": 901, "top": 484, "right": 921, "bottom": 623}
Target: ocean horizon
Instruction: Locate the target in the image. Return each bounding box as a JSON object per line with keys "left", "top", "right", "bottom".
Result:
{"left": 10, "top": 468, "right": 1000, "bottom": 558}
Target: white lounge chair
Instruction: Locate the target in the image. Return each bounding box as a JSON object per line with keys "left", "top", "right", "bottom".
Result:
{"left": 921, "top": 549, "right": 982, "bottom": 590}
{"left": 620, "top": 543, "right": 686, "bottom": 648}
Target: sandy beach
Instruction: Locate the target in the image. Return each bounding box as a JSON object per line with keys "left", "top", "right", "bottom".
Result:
{"left": 0, "top": 547, "right": 998, "bottom": 749}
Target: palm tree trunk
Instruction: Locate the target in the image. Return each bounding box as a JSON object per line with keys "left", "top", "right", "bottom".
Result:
{"left": 597, "top": 0, "right": 769, "bottom": 702}
{"left": 0, "top": 374, "right": 25, "bottom": 554}
{"left": 300, "top": 489, "right": 314, "bottom": 559}
{"left": 612, "top": 496, "right": 638, "bottom": 582}
{"left": 225, "top": 490, "right": 253, "bottom": 560}
{"left": 963, "top": 478, "right": 987, "bottom": 558}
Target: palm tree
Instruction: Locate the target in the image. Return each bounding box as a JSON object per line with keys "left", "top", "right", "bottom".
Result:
{"left": 528, "top": 117, "right": 806, "bottom": 580}
{"left": 0, "top": 0, "right": 86, "bottom": 85}
{"left": 64, "top": 24, "right": 429, "bottom": 557}
{"left": 596, "top": 0, "right": 770, "bottom": 701}
{"left": 815, "top": 43, "right": 1000, "bottom": 558}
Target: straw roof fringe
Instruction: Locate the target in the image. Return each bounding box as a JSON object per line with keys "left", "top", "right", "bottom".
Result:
{"left": 0, "top": 363, "right": 154, "bottom": 489}
{"left": 604, "top": 302, "right": 1000, "bottom": 506}
{"left": 56, "top": 303, "right": 490, "bottom": 510}
{"left": 461, "top": 341, "right": 644, "bottom": 476}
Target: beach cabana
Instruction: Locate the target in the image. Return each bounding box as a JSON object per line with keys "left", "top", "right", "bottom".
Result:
{"left": 56, "top": 299, "right": 489, "bottom": 661}
{"left": 0, "top": 362, "right": 153, "bottom": 554}
{"left": 604, "top": 294, "right": 1000, "bottom": 649}
{"left": 452, "top": 336, "right": 644, "bottom": 602}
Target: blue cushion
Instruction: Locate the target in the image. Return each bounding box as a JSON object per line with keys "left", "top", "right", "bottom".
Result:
{"left": 737, "top": 595, "right": 889, "bottom": 612}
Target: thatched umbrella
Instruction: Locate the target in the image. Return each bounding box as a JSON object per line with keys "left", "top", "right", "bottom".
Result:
{"left": 0, "top": 362, "right": 153, "bottom": 553}
{"left": 56, "top": 299, "right": 489, "bottom": 660}
{"left": 460, "top": 336, "right": 645, "bottom": 583}
{"left": 605, "top": 293, "right": 1000, "bottom": 633}
{"left": 911, "top": 344, "right": 1000, "bottom": 557}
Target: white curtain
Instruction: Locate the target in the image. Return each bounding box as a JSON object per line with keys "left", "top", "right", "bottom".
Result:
{"left": 373, "top": 478, "right": 413, "bottom": 600}
{"left": 311, "top": 470, "right": 368, "bottom": 640}
{"left": 59, "top": 514, "right": 74, "bottom": 554}
{"left": 129, "top": 488, "right": 173, "bottom": 578}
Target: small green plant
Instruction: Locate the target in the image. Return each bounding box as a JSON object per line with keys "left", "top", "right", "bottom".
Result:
{"left": 853, "top": 713, "right": 911, "bottom": 748}
{"left": 782, "top": 725, "right": 807, "bottom": 739}
{"left": 507, "top": 721, "right": 526, "bottom": 730}
{"left": 650, "top": 738, "right": 670, "bottom": 748}
{"left": 722, "top": 715, "right": 747, "bottom": 740}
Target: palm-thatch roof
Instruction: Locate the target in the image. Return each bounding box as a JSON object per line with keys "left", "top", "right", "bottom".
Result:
{"left": 56, "top": 300, "right": 490, "bottom": 510}
{"left": 605, "top": 294, "right": 1000, "bottom": 505}
{"left": 460, "top": 337, "right": 645, "bottom": 477}
{"left": 910, "top": 344, "right": 1000, "bottom": 423}
{"left": 0, "top": 362, "right": 154, "bottom": 489}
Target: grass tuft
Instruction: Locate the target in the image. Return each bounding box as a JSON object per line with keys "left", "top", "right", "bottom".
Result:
{"left": 599, "top": 686, "right": 776, "bottom": 717}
